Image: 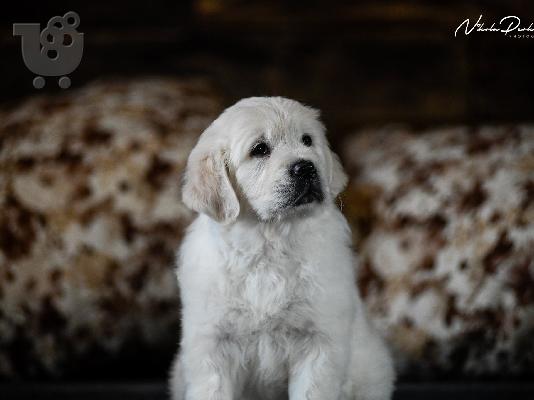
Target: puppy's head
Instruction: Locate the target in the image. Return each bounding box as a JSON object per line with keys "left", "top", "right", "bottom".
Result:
{"left": 182, "top": 97, "right": 347, "bottom": 223}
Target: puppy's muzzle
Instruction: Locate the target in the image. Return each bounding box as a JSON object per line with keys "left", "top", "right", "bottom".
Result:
{"left": 288, "top": 159, "right": 323, "bottom": 206}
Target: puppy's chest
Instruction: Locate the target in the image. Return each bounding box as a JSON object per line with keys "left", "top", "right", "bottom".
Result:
{"left": 222, "top": 249, "right": 315, "bottom": 335}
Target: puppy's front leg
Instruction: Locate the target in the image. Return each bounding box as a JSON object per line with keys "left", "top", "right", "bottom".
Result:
{"left": 289, "top": 339, "right": 348, "bottom": 400}
{"left": 182, "top": 333, "right": 238, "bottom": 400}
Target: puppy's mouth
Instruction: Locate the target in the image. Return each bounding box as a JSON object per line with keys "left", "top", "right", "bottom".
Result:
{"left": 290, "top": 180, "right": 324, "bottom": 207}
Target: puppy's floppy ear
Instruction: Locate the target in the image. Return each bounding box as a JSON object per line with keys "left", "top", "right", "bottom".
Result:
{"left": 308, "top": 107, "right": 348, "bottom": 198}
{"left": 182, "top": 132, "right": 240, "bottom": 224}
{"left": 327, "top": 148, "right": 348, "bottom": 198}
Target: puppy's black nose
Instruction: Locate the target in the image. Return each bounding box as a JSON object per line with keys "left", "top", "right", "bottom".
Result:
{"left": 290, "top": 160, "right": 317, "bottom": 178}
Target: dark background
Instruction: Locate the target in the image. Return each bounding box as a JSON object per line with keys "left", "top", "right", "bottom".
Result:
{"left": 2, "top": 0, "right": 534, "bottom": 140}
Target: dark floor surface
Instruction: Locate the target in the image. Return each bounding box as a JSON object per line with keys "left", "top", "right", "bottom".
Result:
{"left": 1, "top": 381, "right": 534, "bottom": 400}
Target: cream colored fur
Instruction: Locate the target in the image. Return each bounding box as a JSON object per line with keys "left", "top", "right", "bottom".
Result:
{"left": 170, "top": 97, "right": 395, "bottom": 400}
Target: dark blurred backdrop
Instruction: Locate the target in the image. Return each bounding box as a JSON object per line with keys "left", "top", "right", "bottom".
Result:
{"left": 2, "top": 0, "right": 534, "bottom": 137}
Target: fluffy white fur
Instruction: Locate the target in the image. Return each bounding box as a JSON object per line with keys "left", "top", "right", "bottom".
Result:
{"left": 170, "top": 97, "right": 395, "bottom": 400}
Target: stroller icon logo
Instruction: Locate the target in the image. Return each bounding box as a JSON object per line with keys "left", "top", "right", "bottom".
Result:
{"left": 13, "top": 11, "right": 84, "bottom": 89}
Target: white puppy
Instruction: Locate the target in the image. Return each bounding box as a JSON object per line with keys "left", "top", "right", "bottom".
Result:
{"left": 170, "top": 97, "right": 394, "bottom": 400}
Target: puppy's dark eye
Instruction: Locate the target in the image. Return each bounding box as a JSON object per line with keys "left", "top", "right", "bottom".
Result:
{"left": 302, "top": 134, "right": 313, "bottom": 147}
{"left": 250, "top": 142, "right": 271, "bottom": 158}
